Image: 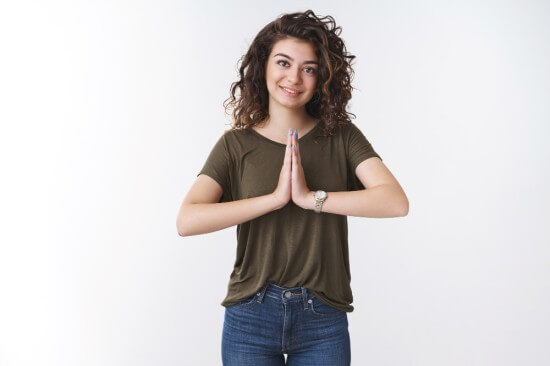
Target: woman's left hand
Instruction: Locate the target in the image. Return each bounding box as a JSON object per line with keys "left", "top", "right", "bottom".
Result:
{"left": 291, "top": 129, "right": 313, "bottom": 210}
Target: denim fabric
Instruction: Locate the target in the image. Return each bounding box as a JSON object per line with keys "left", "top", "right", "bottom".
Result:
{"left": 222, "top": 283, "right": 351, "bottom": 365}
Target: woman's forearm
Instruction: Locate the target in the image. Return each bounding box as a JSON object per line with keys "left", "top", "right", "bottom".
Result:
{"left": 177, "top": 193, "right": 281, "bottom": 237}
{"left": 300, "top": 184, "right": 408, "bottom": 218}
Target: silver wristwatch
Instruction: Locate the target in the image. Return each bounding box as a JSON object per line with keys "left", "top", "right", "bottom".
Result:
{"left": 313, "top": 190, "right": 327, "bottom": 213}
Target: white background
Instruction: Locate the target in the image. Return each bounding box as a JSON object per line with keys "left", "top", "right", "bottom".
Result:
{"left": 1, "top": 0, "right": 549, "bottom": 365}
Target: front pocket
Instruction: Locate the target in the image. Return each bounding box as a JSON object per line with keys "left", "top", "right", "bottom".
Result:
{"left": 309, "top": 296, "right": 345, "bottom": 317}
{"left": 229, "top": 294, "right": 258, "bottom": 309}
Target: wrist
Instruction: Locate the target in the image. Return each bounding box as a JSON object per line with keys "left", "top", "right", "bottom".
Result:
{"left": 302, "top": 190, "right": 315, "bottom": 210}
{"left": 270, "top": 192, "right": 286, "bottom": 210}
{"left": 312, "top": 190, "right": 328, "bottom": 213}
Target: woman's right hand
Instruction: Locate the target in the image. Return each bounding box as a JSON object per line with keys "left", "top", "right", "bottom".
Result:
{"left": 271, "top": 128, "right": 293, "bottom": 210}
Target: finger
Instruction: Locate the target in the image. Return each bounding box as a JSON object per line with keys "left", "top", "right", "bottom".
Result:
{"left": 294, "top": 137, "right": 301, "bottom": 163}
{"left": 292, "top": 128, "right": 298, "bottom": 153}
{"left": 292, "top": 129, "right": 301, "bottom": 163}
{"left": 292, "top": 133, "right": 299, "bottom": 174}
{"left": 284, "top": 127, "right": 292, "bottom": 167}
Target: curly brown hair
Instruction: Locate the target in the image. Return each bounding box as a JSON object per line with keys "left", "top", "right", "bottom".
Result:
{"left": 223, "top": 9, "right": 359, "bottom": 138}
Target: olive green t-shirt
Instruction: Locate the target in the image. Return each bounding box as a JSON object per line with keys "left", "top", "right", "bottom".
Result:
{"left": 196, "top": 121, "right": 382, "bottom": 312}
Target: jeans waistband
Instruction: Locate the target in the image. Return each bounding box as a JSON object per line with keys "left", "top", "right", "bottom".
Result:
{"left": 255, "top": 282, "right": 314, "bottom": 310}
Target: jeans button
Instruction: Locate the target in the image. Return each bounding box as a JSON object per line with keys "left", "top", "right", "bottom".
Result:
{"left": 285, "top": 291, "right": 291, "bottom": 298}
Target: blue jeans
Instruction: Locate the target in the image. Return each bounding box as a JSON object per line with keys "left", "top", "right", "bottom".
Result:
{"left": 222, "top": 283, "right": 351, "bottom": 365}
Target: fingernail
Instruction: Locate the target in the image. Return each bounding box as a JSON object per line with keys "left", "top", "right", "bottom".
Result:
{"left": 288, "top": 128, "right": 292, "bottom": 135}
{"left": 294, "top": 129, "right": 298, "bottom": 139}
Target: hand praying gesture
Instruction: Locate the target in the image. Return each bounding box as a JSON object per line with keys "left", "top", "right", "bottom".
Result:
{"left": 272, "top": 128, "right": 313, "bottom": 210}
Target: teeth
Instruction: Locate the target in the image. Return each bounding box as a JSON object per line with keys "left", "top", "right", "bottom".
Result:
{"left": 282, "top": 87, "right": 299, "bottom": 94}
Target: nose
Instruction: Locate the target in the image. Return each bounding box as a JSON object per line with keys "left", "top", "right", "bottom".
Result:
{"left": 286, "top": 66, "right": 302, "bottom": 84}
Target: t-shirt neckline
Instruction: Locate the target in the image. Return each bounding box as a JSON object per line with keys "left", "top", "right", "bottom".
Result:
{"left": 248, "top": 121, "right": 322, "bottom": 147}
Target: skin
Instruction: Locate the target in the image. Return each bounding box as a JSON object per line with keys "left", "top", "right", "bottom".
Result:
{"left": 176, "top": 37, "right": 408, "bottom": 236}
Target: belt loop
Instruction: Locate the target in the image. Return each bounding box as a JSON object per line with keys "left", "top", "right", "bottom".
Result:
{"left": 302, "top": 287, "right": 308, "bottom": 310}
{"left": 257, "top": 283, "right": 267, "bottom": 303}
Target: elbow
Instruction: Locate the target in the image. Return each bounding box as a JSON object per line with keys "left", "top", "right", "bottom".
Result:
{"left": 177, "top": 201, "right": 197, "bottom": 237}
{"left": 177, "top": 219, "right": 187, "bottom": 237}
{"left": 397, "top": 196, "right": 409, "bottom": 217}
{"left": 176, "top": 210, "right": 190, "bottom": 237}
{"left": 177, "top": 203, "right": 201, "bottom": 237}
{"left": 388, "top": 185, "right": 409, "bottom": 217}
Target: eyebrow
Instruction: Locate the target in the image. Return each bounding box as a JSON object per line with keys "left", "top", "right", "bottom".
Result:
{"left": 273, "top": 53, "right": 318, "bottom": 65}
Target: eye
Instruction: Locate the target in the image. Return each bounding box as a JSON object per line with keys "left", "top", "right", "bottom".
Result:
{"left": 277, "top": 60, "right": 289, "bottom": 67}
{"left": 277, "top": 60, "right": 317, "bottom": 75}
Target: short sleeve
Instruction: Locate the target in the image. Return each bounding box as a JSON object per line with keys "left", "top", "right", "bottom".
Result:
{"left": 197, "top": 133, "right": 233, "bottom": 202}
{"left": 346, "top": 122, "right": 382, "bottom": 190}
{"left": 346, "top": 122, "right": 382, "bottom": 172}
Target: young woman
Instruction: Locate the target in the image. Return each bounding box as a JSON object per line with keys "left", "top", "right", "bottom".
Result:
{"left": 177, "top": 10, "right": 408, "bottom": 366}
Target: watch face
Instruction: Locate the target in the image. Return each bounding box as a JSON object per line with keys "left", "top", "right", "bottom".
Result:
{"left": 315, "top": 190, "right": 327, "bottom": 200}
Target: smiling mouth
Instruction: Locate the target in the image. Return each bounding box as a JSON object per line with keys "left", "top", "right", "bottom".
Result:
{"left": 280, "top": 86, "right": 302, "bottom": 95}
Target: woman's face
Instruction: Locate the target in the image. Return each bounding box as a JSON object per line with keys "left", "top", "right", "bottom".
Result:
{"left": 265, "top": 37, "right": 318, "bottom": 110}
